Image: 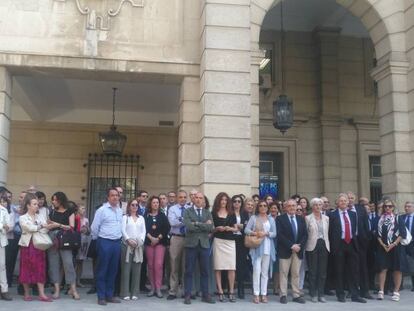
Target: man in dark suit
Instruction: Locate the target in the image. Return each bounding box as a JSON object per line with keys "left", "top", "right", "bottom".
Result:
{"left": 367, "top": 201, "right": 379, "bottom": 290}
{"left": 182, "top": 192, "right": 215, "bottom": 305}
{"left": 277, "top": 199, "right": 308, "bottom": 304}
{"left": 329, "top": 193, "right": 366, "bottom": 303}
{"left": 347, "top": 193, "right": 372, "bottom": 299}
{"left": 402, "top": 201, "right": 414, "bottom": 291}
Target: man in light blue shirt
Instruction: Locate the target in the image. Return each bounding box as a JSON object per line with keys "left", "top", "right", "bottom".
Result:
{"left": 91, "top": 187, "right": 123, "bottom": 305}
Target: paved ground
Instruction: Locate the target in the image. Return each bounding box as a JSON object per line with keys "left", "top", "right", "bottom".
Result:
{"left": 1, "top": 286, "right": 414, "bottom": 311}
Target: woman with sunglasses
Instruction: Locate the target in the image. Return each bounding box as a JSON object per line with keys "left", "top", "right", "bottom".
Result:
{"left": 232, "top": 195, "right": 250, "bottom": 299}
{"left": 376, "top": 199, "right": 407, "bottom": 302}
{"left": 120, "top": 199, "right": 146, "bottom": 300}
{"left": 245, "top": 200, "right": 276, "bottom": 304}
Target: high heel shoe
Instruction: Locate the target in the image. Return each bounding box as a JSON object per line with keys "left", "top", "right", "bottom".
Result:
{"left": 228, "top": 293, "right": 236, "bottom": 303}
{"left": 218, "top": 292, "right": 226, "bottom": 302}
{"left": 72, "top": 292, "right": 80, "bottom": 300}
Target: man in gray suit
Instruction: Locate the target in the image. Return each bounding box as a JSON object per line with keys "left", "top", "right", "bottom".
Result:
{"left": 182, "top": 192, "right": 215, "bottom": 305}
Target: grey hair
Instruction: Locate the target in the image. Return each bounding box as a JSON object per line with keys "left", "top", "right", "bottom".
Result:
{"left": 310, "top": 197, "right": 323, "bottom": 207}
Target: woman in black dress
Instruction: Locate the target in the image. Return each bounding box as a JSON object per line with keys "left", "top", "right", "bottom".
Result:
{"left": 232, "top": 195, "right": 250, "bottom": 299}
{"left": 376, "top": 199, "right": 407, "bottom": 302}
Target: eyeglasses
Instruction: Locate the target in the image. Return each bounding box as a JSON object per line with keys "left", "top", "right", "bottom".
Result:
{"left": 384, "top": 205, "right": 393, "bottom": 208}
{"left": 323, "top": 201, "right": 329, "bottom": 204}
{"left": 233, "top": 200, "right": 241, "bottom": 203}
{"left": 141, "top": 194, "right": 148, "bottom": 198}
{"left": 258, "top": 204, "right": 267, "bottom": 207}
{"left": 296, "top": 209, "right": 303, "bottom": 212}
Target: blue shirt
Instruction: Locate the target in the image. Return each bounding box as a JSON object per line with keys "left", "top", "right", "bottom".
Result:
{"left": 91, "top": 202, "right": 122, "bottom": 240}
{"left": 168, "top": 203, "right": 187, "bottom": 235}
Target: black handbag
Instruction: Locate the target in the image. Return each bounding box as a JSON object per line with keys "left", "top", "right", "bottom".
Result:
{"left": 56, "top": 229, "right": 81, "bottom": 250}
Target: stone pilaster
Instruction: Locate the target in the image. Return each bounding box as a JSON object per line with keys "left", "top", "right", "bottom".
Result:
{"left": 372, "top": 59, "right": 412, "bottom": 208}
{"left": 177, "top": 77, "right": 201, "bottom": 192}
{"left": 199, "top": 0, "right": 252, "bottom": 198}
{"left": 314, "top": 28, "right": 342, "bottom": 199}
{"left": 0, "top": 67, "right": 11, "bottom": 186}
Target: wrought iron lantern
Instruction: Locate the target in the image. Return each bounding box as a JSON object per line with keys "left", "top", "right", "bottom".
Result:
{"left": 273, "top": 94, "right": 293, "bottom": 134}
{"left": 99, "top": 87, "right": 127, "bottom": 156}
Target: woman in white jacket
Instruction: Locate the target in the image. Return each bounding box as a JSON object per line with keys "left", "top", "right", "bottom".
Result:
{"left": 120, "top": 199, "right": 146, "bottom": 300}
{"left": 18, "top": 193, "right": 52, "bottom": 302}
{"left": 0, "top": 192, "right": 12, "bottom": 301}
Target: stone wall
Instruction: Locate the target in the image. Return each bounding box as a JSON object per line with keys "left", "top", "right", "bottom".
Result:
{"left": 6, "top": 121, "right": 178, "bottom": 204}
{"left": 0, "top": 0, "right": 200, "bottom": 62}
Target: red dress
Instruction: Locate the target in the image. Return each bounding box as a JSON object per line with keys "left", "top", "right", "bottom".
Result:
{"left": 19, "top": 241, "right": 46, "bottom": 284}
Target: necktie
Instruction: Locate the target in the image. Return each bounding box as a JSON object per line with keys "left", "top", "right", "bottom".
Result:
{"left": 343, "top": 211, "right": 351, "bottom": 244}
{"left": 290, "top": 216, "right": 297, "bottom": 242}
{"left": 179, "top": 206, "right": 185, "bottom": 235}
{"left": 196, "top": 208, "right": 202, "bottom": 221}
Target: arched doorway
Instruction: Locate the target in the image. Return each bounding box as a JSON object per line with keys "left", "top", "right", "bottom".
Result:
{"left": 250, "top": 0, "right": 411, "bottom": 205}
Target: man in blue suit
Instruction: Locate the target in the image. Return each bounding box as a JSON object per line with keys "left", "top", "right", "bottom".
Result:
{"left": 401, "top": 201, "right": 414, "bottom": 291}
{"left": 277, "top": 199, "right": 308, "bottom": 304}
{"left": 328, "top": 193, "right": 366, "bottom": 303}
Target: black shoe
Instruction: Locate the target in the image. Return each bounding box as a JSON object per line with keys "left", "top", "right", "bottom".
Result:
{"left": 337, "top": 296, "right": 346, "bottom": 303}
{"left": 191, "top": 294, "right": 196, "bottom": 300}
{"left": 87, "top": 287, "right": 97, "bottom": 294}
{"left": 98, "top": 299, "right": 107, "bottom": 305}
{"left": 293, "top": 297, "right": 306, "bottom": 304}
{"left": 346, "top": 292, "right": 351, "bottom": 298}
{"left": 364, "top": 294, "right": 374, "bottom": 300}
{"left": 1, "top": 292, "right": 12, "bottom": 301}
{"left": 280, "top": 296, "right": 287, "bottom": 304}
{"left": 351, "top": 297, "right": 367, "bottom": 303}
{"left": 167, "top": 294, "right": 176, "bottom": 300}
{"left": 106, "top": 297, "right": 121, "bottom": 303}
{"left": 411, "top": 288, "right": 414, "bottom": 292}
{"left": 184, "top": 296, "right": 191, "bottom": 305}
{"left": 325, "top": 290, "right": 335, "bottom": 296}
{"left": 202, "top": 295, "right": 216, "bottom": 304}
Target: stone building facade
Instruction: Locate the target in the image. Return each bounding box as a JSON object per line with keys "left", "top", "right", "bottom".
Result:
{"left": 0, "top": 0, "right": 413, "bottom": 207}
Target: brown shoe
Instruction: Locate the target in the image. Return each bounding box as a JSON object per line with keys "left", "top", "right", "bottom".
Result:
{"left": 98, "top": 299, "right": 107, "bottom": 305}
{"left": 1, "top": 292, "right": 12, "bottom": 301}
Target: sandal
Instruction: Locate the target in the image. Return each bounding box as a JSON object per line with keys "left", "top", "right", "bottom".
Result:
{"left": 228, "top": 293, "right": 236, "bottom": 303}
{"left": 377, "top": 291, "right": 384, "bottom": 300}
{"left": 38, "top": 296, "right": 53, "bottom": 302}
{"left": 391, "top": 292, "right": 400, "bottom": 302}
{"left": 261, "top": 295, "right": 268, "bottom": 303}
{"left": 23, "top": 296, "right": 33, "bottom": 302}
{"left": 72, "top": 292, "right": 80, "bottom": 300}
{"left": 218, "top": 292, "right": 226, "bottom": 302}
{"left": 253, "top": 295, "right": 260, "bottom": 304}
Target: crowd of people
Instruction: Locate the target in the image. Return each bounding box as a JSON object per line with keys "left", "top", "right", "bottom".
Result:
{"left": 0, "top": 185, "right": 413, "bottom": 305}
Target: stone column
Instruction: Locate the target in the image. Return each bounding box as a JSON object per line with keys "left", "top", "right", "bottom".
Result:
{"left": 314, "top": 28, "right": 342, "bottom": 199}
{"left": 0, "top": 67, "right": 11, "bottom": 186}
{"left": 372, "top": 59, "right": 412, "bottom": 207}
{"left": 177, "top": 77, "right": 201, "bottom": 192}
{"left": 199, "top": 0, "right": 252, "bottom": 199}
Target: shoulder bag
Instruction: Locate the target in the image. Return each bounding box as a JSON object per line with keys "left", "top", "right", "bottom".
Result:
{"left": 244, "top": 216, "right": 264, "bottom": 249}
{"left": 32, "top": 230, "right": 53, "bottom": 251}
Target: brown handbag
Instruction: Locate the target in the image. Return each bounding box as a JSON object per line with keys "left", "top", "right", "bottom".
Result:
{"left": 244, "top": 216, "right": 264, "bottom": 249}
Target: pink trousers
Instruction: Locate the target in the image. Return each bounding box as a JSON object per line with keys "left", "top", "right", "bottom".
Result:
{"left": 145, "top": 244, "right": 166, "bottom": 290}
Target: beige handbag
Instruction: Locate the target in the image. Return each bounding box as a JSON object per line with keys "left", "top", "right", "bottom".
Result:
{"left": 244, "top": 217, "right": 264, "bottom": 249}
{"left": 32, "top": 230, "right": 53, "bottom": 251}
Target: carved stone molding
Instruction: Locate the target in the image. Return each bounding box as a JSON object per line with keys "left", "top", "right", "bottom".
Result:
{"left": 55, "top": 0, "right": 144, "bottom": 30}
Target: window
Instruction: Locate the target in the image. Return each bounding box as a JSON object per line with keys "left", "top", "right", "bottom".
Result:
{"left": 86, "top": 154, "right": 140, "bottom": 220}
{"left": 369, "top": 155, "right": 382, "bottom": 203}
{"left": 259, "top": 152, "right": 283, "bottom": 199}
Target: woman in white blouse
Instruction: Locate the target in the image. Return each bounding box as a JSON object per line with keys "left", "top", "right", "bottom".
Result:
{"left": 120, "top": 199, "right": 146, "bottom": 300}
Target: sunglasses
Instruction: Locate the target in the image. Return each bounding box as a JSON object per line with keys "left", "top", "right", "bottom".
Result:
{"left": 233, "top": 200, "right": 241, "bottom": 203}
{"left": 384, "top": 205, "right": 393, "bottom": 208}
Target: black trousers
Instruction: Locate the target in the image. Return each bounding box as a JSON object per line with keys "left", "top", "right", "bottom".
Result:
{"left": 5, "top": 237, "right": 20, "bottom": 287}
{"left": 306, "top": 239, "right": 328, "bottom": 298}
{"left": 333, "top": 240, "right": 360, "bottom": 299}
{"left": 235, "top": 236, "right": 248, "bottom": 292}
{"left": 357, "top": 240, "right": 370, "bottom": 296}
{"left": 367, "top": 239, "right": 377, "bottom": 290}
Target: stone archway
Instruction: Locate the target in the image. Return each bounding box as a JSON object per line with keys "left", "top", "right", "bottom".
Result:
{"left": 249, "top": 0, "right": 411, "bottom": 205}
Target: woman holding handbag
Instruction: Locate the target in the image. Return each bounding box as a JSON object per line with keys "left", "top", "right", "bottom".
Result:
{"left": 18, "top": 193, "right": 53, "bottom": 302}
{"left": 47, "top": 192, "right": 79, "bottom": 300}
{"left": 244, "top": 200, "right": 276, "bottom": 304}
